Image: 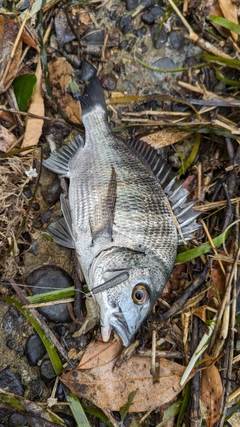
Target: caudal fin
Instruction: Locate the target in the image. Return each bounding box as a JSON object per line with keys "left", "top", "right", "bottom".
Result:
{"left": 80, "top": 77, "right": 107, "bottom": 116}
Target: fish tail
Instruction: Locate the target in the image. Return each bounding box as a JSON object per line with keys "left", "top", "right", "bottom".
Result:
{"left": 80, "top": 77, "right": 107, "bottom": 117}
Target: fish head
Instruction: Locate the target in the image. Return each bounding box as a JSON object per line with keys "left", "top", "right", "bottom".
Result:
{"left": 90, "top": 248, "right": 171, "bottom": 347}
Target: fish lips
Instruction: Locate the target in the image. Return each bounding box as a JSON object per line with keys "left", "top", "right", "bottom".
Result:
{"left": 109, "top": 312, "right": 133, "bottom": 347}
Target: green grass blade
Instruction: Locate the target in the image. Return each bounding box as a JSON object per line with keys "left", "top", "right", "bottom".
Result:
{"left": 26, "top": 286, "right": 75, "bottom": 304}
{"left": 178, "top": 133, "right": 201, "bottom": 176}
{"left": 156, "top": 399, "right": 182, "bottom": 427}
{"left": 120, "top": 390, "right": 138, "bottom": 421}
{"left": 176, "top": 229, "right": 230, "bottom": 263}
{"left": 66, "top": 391, "right": 91, "bottom": 427}
{"left": 209, "top": 15, "right": 240, "bottom": 35}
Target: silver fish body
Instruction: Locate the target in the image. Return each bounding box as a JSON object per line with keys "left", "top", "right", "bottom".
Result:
{"left": 43, "top": 78, "right": 182, "bottom": 346}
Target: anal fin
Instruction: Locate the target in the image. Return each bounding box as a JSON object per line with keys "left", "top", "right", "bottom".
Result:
{"left": 89, "top": 166, "right": 117, "bottom": 244}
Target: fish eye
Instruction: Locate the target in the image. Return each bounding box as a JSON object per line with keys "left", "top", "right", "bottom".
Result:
{"left": 132, "top": 284, "right": 149, "bottom": 305}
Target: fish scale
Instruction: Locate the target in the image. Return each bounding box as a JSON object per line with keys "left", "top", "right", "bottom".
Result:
{"left": 42, "top": 77, "right": 199, "bottom": 346}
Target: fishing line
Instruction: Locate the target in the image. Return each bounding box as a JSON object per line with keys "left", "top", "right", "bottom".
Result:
{"left": 0, "top": 271, "right": 130, "bottom": 298}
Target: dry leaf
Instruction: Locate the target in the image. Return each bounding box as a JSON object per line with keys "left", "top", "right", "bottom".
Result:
{"left": 0, "top": 15, "right": 22, "bottom": 93}
{"left": 139, "top": 129, "right": 189, "bottom": 148}
{"left": 21, "top": 61, "right": 44, "bottom": 151}
{"left": 78, "top": 338, "right": 123, "bottom": 369}
{"left": 219, "top": 0, "right": 238, "bottom": 42}
{"left": 0, "top": 125, "right": 17, "bottom": 152}
{"left": 227, "top": 411, "right": 240, "bottom": 427}
{"left": 192, "top": 306, "right": 207, "bottom": 323}
{"left": 48, "top": 57, "right": 81, "bottom": 124}
{"left": 200, "top": 356, "right": 223, "bottom": 427}
{"left": 61, "top": 345, "right": 189, "bottom": 412}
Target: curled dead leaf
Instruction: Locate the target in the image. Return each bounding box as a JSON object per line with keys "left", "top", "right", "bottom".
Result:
{"left": 48, "top": 57, "right": 81, "bottom": 124}
{"left": 0, "top": 125, "right": 17, "bottom": 152}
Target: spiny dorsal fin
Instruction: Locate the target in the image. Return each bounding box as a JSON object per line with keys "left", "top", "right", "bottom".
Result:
{"left": 127, "top": 138, "right": 201, "bottom": 243}
{"left": 42, "top": 134, "right": 84, "bottom": 177}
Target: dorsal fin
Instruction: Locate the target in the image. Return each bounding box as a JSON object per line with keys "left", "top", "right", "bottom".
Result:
{"left": 127, "top": 138, "right": 201, "bottom": 243}
{"left": 42, "top": 134, "right": 84, "bottom": 177}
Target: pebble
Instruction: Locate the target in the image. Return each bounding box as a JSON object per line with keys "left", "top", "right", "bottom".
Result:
{"left": 56, "top": 412, "right": 77, "bottom": 427}
{"left": 25, "top": 334, "right": 47, "bottom": 366}
{"left": 31, "top": 202, "right": 40, "bottom": 211}
{"left": 40, "top": 358, "right": 56, "bottom": 383}
{"left": 40, "top": 209, "right": 52, "bottom": 225}
{"left": 142, "top": 6, "right": 164, "bottom": 24}
{"left": 25, "top": 265, "right": 74, "bottom": 323}
{"left": 119, "top": 40, "right": 129, "bottom": 50}
{"left": 41, "top": 176, "right": 61, "bottom": 206}
{"left": 119, "top": 15, "right": 133, "bottom": 34}
{"left": 0, "top": 368, "right": 24, "bottom": 395}
{"left": 134, "top": 26, "right": 147, "bottom": 38}
{"left": 101, "top": 73, "right": 117, "bottom": 91}
{"left": 2, "top": 307, "right": 23, "bottom": 334}
{"left": 8, "top": 414, "right": 28, "bottom": 427}
{"left": 125, "top": 0, "right": 153, "bottom": 10}
{"left": 168, "top": 31, "right": 185, "bottom": 51}
{"left": 82, "top": 27, "right": 105, "bottom": 43}
{"left": 28, "top": 378, "right": 43, "bottom": 400}
{"left": 151, "top": 25, "right": 167, "bottom": 49}
{"left": 23, "top": 187, "right": 33, "bottom": 199}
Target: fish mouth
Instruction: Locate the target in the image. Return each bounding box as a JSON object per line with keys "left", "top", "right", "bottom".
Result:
{"left": 110, "top": 312, "right": 132, "bottom": 347}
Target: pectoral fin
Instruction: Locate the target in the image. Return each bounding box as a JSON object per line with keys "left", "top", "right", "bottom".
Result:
{"left": 46, "top": 195, "right": 75, "bottom": 249}
{"left": 89, "top": 166, "right": 117, "bottom": 244}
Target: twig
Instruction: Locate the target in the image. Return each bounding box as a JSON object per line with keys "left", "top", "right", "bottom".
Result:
{"left": 159, "top": 262, "right": 209, "bottom": 322}
{"left": 201, "top": 219, "right": 226, "bottom": 275}
{"left": 190, "top": 315, "right": 201, "bottom": 427}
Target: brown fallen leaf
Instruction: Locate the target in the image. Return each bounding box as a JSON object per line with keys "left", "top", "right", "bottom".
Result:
{"left": 0, "top": 125, "right": 17, "bottom": 152}
{"left": 219, "top": 0, "right": 238, "bottom": 42}
{"left": 78, "top": 338, "right": 123, "bottom": 369}
{"left": 207, "top": 0, "right": 229, "bottom": 38}
{"left": 61, "top": 343, "right": 190, "bottom": 412}
{"left": 21, "top": 60, "right": 44, "bottom": 152}
{"left": 139, "top": 129, "right": 189, "bottom": 148}
{"left": 200, "top": 355, "right": 223, "bottom": 427}
{"left": 48, "top": 57, "right": 81, "bottom": 124}
{"left": 0, "top": 15, "right": 22, "bottom": 93}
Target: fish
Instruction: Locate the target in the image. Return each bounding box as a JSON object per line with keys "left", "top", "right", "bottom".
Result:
{"left": 42, "top": 77, "right": 201, "bottom": 347}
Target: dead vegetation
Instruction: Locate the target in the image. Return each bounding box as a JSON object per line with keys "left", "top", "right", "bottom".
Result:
{"left": 0, "top": 0, "right": 240, "bottom": 426}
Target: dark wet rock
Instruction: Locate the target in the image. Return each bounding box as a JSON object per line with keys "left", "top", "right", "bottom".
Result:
{"left": 119, "top": 15, "right": 133, "bottom": 34}
{"left": 0, "top": 368, "right": 24, "bottom": 396}
{"left": 135, "top": 26, "right": 147, "bottom": 38}
{"left": 25, "top": 265, "right": 73, "bottom": 323}
{"left": 79, "top": 60, "right": 97, "bottom": 82}
{"left": 119, "top": 40, "right": 128, "bottom": 50}
{"left": 16, "top": 345, "right": 25, "bottom": 357}
{"left": 8, "top": 413, "right": 28, "bottom": 427}
{"left": 28, "top": 378, "right": 44, "bottom": 400}
{"left": 113, "top": 62, "right": 125, "bottom": 74}
{"left": 40, "top": 358, "right": 56, "bottom": 383}
{"left": 151, "top": 25, "right": 167, "bottom": 49}
{"left": 168, "top": 31, "right": 185, "bottom": 51}
{"left": 32, "top": 202, "right": 41, "bottom": 211}
{"left": 54, "top": 324, "right": 68, "bottom": 336}
{"left": 25, "top": 334, "right": 47, "bottom": 366}
{"left": 125, "top": 0, "right": 153, "bottom": 10}
{"left": 142, "top": 6, "right": 164, "bottom": 24}
{"left": 82, "top": 27, "right": 105, "bottom": 43}
{"left": 56, "top": 412, "right": 77, "bottom": 427}
{"left": 43, "top": 120, "right": 71, "bottom": 141}
{"left": 139, "top": 44, "right": 148, "bottom": 53}
{"left": 56, "top": 381, "right": 66, "bottom": 401}
{"left": 128, "top": 38, "right": 137, "bottom": 51}
{"left": 55, "top": 9, "right": 76, "bottom": 46}
{"left": 6, "top": 337, "right": 15, "bottom": 349}
{"left": 23, "top": 186, "right": 33, "bottom": 199}
{"left": 151, "top": 57, "right": 176, "bottom": 81}
{"left": 41, "top": 209, "right": 52, "bottom": 225}
{"left": 184, "top": 56, "right": 199, "bottom": 67}
{"left": 101, "top": 73, "right": 117, "bottom": 91}
{"left": 2, "top": 307, "right": 23, "bottom": 334}
{"left": 41, "top": 176, "right": 61, "bottom": 206}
